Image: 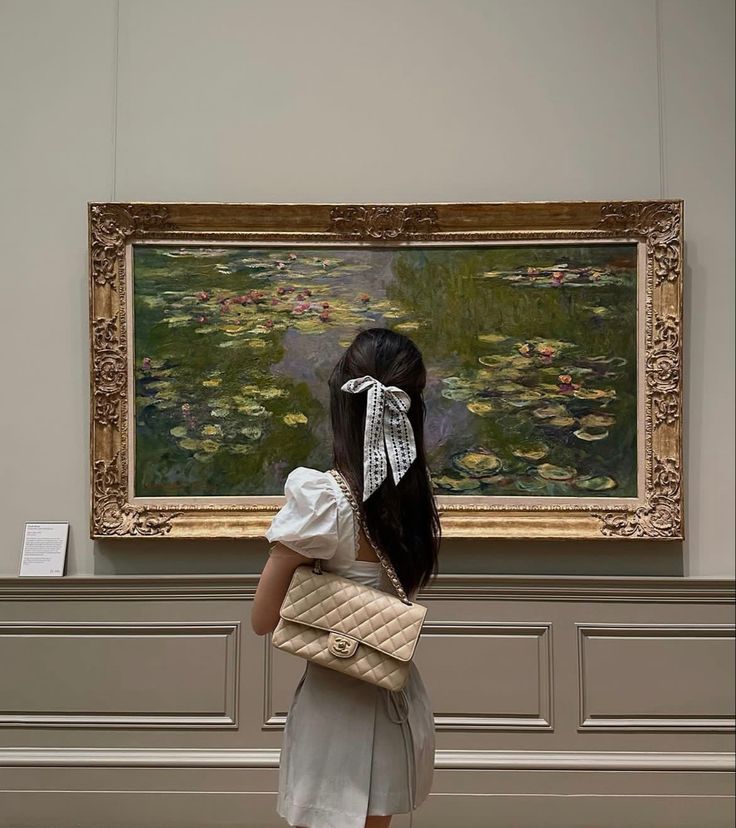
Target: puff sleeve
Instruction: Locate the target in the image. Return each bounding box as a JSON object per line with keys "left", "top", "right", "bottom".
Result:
{"left": 264, "top": 467, "right": 340, "bottom": 560}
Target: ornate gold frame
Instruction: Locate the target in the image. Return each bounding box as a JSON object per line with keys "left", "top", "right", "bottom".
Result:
{"left": 88, "top": 201, "right": 683, "bottom": 540}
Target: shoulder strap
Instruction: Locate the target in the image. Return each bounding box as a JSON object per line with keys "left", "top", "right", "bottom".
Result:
{"left": 328, "top": 468, "right": 412, "bottom": 605}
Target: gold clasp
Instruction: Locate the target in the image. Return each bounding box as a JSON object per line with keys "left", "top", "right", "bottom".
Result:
{"left": 328, "top": 632, "right": 359, "bottom": 658}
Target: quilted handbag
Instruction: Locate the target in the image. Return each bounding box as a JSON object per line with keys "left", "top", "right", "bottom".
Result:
{"left": 271, "top": 468, "right": 428, "bottom": 692}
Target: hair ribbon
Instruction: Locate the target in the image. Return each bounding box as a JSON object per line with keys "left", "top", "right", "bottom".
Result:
{"left": 340, "top": 374, "right": 417, "bottom": 501}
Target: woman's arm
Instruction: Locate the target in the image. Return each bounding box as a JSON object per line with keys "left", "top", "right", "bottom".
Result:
{"left": 251, "top": 541, "right": 313, "bottom": 635}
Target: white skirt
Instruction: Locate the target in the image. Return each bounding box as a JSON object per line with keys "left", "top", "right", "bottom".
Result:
{"left": 277, "top": 659, "right": 435, "bottom": 828}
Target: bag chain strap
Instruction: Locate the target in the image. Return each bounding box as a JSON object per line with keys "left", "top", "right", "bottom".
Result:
{"left": 328, "top": 468, "right": 412, "bottom": 605}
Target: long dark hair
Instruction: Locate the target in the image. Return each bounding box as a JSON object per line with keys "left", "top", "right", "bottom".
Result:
{"left": 328, "top": 328, "right": 441, "bottom": 596}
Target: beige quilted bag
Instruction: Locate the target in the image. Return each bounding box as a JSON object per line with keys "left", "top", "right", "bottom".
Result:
{"left": 271, "top": 468, "right": 427, "bottom": 692}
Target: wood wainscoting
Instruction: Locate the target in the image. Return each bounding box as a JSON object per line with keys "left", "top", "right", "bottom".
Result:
{"left": 0, "top": 574, "right": 733, "bottom": 827}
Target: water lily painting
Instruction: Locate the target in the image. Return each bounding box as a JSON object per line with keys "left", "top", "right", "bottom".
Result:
{"left": 89, "top": 201, "right": 683, "bottom": 540}
{"left": 134, "top": 244, "right": 638, "bottom": 500}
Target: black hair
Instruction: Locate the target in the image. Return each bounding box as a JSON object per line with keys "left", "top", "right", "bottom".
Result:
{"left": 328, "top": 327, "right": 441, "bottom": 596}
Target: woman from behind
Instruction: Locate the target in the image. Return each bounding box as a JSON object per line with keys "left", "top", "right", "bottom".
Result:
{"left": 252, "top": 327, "right": 441, "bottom": 828}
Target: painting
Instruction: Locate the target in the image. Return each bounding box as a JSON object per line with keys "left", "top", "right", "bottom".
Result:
{"left": 89, "top": 201, "right": 683, "bottom": 540}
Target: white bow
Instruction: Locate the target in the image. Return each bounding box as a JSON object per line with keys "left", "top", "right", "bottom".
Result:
{"left": 341, "top": 375, "right": 417, "bottom": 501}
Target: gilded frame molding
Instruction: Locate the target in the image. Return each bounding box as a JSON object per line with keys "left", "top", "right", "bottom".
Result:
{"left": 88, "top": 200, "right": 684, "bottom": 540}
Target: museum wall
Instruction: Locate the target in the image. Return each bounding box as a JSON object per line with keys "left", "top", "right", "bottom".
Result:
{"left": 2, "top": 0, "right": 734, "bottom": 579}
{"left": 1, "top": 3, "right": 734, "bottom": 826}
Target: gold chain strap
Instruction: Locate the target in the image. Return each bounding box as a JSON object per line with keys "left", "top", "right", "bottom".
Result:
{"left": 328, "top": 468, "right": 412, "bottom": 605}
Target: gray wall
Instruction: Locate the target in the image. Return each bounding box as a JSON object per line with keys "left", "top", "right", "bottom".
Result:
{"left": 0, "top": 2, "right": 734, "bottom": 827}
{"left": 0, "top": 0, "right": 734, "bottom": 578}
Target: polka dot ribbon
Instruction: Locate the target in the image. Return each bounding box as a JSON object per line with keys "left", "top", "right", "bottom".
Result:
{"left": 341, "top": 375, "right": 417, "bottom": 502}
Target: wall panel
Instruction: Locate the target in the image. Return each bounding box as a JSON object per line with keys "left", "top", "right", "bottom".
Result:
{"left": 0, "top": 574, "right": 732, "bottom": 826}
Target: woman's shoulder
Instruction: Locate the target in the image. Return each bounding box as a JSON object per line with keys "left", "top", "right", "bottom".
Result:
{"left": 283, "top": 465, "right": 334, "bottom": 486}
{"left": 264, "top": 466, "right": 342, "bottom": 560}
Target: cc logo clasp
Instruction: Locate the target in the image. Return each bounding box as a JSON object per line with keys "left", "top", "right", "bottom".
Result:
{"left": 328, "top": 632, "right": 359, "bottom": 658}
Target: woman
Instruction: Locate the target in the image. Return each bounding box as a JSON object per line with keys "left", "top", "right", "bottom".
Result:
{"left": 252, "top": 327, "right": 441, "bottom": 828}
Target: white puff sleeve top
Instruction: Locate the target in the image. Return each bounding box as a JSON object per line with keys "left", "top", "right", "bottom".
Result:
{"left": 265, "top": 467, "right": 359, "bottom": 570}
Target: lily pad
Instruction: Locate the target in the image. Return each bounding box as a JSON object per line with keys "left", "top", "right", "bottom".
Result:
{"left": 575, "top": 475, "right": 617, "bottom": 491}
{"left": 241, "top": 426, "right": 263, "bottom": 440}
{"left": 580, "top": 355, "right": 627, "bottom": 367}
{"left": 237, "top": 402, "right": 267, "bottom": 417}
{"left": 441, "top": 387, "right": 476, "bottom": 401}
{"left": 505, "top": 390, "right": 544, "bottom": 407}
{"left": 478, "top": 354, "right": 506, "bottom": 367}
{"left": 179, "top": 438, "right": 201, "bottom": 451}
{"left": 452, "top": 449, "right": 502, "bottom": 477}
{"left": 283, "top": 412, "right": 308, "bottom": 427}
{"left": 467, "top": 399, "right": 507, "bottom": 416}
{"left": 170, "top": 426, "right": 188, "bottom": 438}
{"left": 496, "top": 382, "right": 527, "bottom": 394}
{"left": 515, "top": 478, "right": 548, "bottom": 491}
{"left": 511, "top": 444, "right": 549, "bottom": 462}
{"left": 579, "top": 413, "right": 616, "bottom": 428}
{"left": 573, "top": 427, "right": 610, "bottom": 441}
{"left": 545, "top": 416, "right": 578, "bottom": 428}
{"left": 536, "top": 463, "right": 577, "bottom": 481}
{"left": 573, "top": 388, "right": 611, "bottom": 400}
{"left": 533, "top": 404, "right": 570, "bottom": 420}
{"left": 259, "top": 387, "right": 288, "bottom": 399}
{"left": 442, "top": 375, "right": 467, "bottom": 386}
{"left": 163, "top": 315, "right": 192, "bottom": 327}
{"left": 433, "top": 475, "right": 482, "bottom": 492}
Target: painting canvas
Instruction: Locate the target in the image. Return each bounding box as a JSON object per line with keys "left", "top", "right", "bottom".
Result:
{"left": 133, "top": 243, "right": 638, "bottom": 500}
{"left": 89, "top": 201, "right": 683, "bottom": 539}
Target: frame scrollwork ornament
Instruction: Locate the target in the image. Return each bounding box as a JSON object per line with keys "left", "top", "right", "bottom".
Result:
{"left": 599, "top": 201, "right": 682, "bottom": 286}
{"left": 90, "top": 204, "right": 173, "bottom": 288}
{"left": 92, "top": 453, "right": 181, "bottom": 536}
{"left": 648, "top": 312, "right": 681, "bottom": 428}
{"left": 328, "top": 205, "right": 439, "bottom": 239}
{"left": 592, "top": 457, "right": 682, "bottom": 538}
